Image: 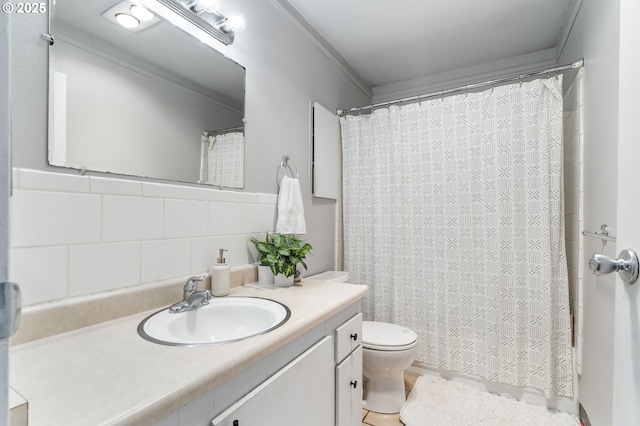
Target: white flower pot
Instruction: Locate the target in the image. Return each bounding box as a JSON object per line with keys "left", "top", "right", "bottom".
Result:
{"left": 258, "top": 265, "right": 274, "bottom": 284}
{"left": 274, "top": 273, "right": 294, "bottom": 287}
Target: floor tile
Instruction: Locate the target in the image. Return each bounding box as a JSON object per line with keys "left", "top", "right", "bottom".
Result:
{"left": 363, "top": 411, "right": 404, "bottom": 426}
{"left": 404, "top": 372, "right": 418, "bottom": 393}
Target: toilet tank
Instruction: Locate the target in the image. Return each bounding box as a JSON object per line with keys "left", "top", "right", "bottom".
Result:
{"left": 306, "top": 271, "right": 349, "bottom": 283}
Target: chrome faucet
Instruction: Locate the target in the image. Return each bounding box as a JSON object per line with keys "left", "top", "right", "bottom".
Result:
{"left": 169, "top": 275, "right": 211, "bottom": 313}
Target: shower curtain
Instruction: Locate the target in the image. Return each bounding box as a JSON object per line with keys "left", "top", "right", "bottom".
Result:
{"left": 199, "top": 132, "right": 244, "bottom": 188}
{"left": 340, "top": 77, "right": 573, "bottom": 398}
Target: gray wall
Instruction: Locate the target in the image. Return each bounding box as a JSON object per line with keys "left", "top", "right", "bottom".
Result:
{"left": 10, "top": 1, "right": 370, "bottom": 276}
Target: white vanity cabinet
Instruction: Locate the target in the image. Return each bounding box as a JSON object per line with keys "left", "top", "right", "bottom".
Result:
{"left": 209, "top": 313, "right": 364, "bottom": 426}
{"left": 334, "top": 313, "right": 363, "bottom": 426}
{"left": 212, "top": 336, "right": 334, "bottom": 426}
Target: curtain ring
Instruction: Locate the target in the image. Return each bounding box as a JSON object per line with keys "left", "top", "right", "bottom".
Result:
{"left": 519, "top": 75, "right": 523, "bottom": 87}
{"left": 490, "top": 82, "right": 495, "bottom": 93}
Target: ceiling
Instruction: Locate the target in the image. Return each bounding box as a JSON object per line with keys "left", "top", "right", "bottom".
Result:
{"left": 283, "top": 0, "right": 577, "bottom": 90}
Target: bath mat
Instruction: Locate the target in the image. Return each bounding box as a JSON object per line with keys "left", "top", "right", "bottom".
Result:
{"left": 400, "top": 376, "right": 579, "bottom": 426}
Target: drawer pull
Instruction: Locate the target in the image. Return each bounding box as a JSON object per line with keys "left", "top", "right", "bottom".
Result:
{"left": 350, "top": 333, "right": 358, "bottom": 341}
{"left": 350, "top": 380, "right": 358, "bottom": 389}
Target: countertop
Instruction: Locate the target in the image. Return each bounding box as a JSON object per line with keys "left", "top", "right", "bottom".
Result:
{"left": 9, "top": 280, "right": 367, "bottom": 425}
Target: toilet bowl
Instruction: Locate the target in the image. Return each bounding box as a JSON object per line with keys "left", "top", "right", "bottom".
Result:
{"left": 306, "top": 271, "right": 418, "bottom": 414}
{"left": 362, "top": 321, "right": 417, "bottom": 414}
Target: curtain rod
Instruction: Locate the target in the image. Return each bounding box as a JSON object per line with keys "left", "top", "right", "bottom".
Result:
{"left": 337, "top": 59, "right": 584, "bottom": 117}
{"left": 203, "top": 126, "right": 243, "bottom": 137}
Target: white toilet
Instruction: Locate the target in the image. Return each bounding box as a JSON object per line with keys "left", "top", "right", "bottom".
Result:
{"left": 306, "top": 271, "right": 418, "bottom": 414}
{"left": 361, "top": 321, "right": 417, "bottom": 413}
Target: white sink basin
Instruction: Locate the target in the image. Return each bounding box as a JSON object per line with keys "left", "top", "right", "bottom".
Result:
{"left": 138, "top": 297, "right": 290, "bottom": 346}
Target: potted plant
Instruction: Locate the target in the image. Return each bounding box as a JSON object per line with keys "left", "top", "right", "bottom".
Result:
{"left": 249, "top": 232, "right": 277, "bottom": 284}
{"left": 249, "top": 233, "right": 313, "bottom": 287}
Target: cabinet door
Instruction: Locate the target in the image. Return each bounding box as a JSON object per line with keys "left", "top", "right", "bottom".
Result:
{"left": 212, "top": 336, "right": 334, "bottom": 426}
{"left": 335, "top": 345, "right": 363, "bottom": 426}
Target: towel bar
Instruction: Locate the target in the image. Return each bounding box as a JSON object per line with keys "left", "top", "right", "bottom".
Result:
{"left": 582, "top": 224, "right": 616, "bottom": 243}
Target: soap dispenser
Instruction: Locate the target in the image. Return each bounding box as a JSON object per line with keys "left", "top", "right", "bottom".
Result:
{"left": 210, "top": 248, "right": 230, "bottom": 296}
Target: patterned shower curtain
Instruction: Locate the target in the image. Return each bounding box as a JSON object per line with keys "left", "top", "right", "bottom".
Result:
{"left": 202, "top": 132, "right": 244, "bottom": 188}
{"left": 340, "top": 77, "right": 573, "bottom": 398}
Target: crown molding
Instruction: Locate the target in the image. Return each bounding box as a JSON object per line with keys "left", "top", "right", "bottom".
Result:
{"left": 269, "top": 0, "right": 372, "bottom": 98}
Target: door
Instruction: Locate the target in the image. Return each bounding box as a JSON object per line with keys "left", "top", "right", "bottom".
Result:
{"left": 1, "top": 10, "right": 18, "bottom": 425}
{"left": 212, "top": 336, "right": 334, "bottom": 426}
{"left": 336, "top": 345, "right": 363, "bottom": 426}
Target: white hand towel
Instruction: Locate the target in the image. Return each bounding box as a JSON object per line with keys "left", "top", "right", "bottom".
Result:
{"left": 276, "top": 175, "right": 306, "bottom": 235}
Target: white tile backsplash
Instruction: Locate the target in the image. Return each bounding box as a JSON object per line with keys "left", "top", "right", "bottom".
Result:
{"left": 177, "top": 185, "right": 217, "bottom": 201}
{"left": 242, "top": 203, "right": 271, "bottom": 233}
{"left": 142, "top": 182, "right": 186, "bottom": 199}
{"left": 234, "top": 192, "right": 260, "bottom": 204}
{"left": 102, "top": 196, "right": 164, "bottom": 242}
{"left": 209, "top": 190, "right": 240, "bottom": 203}
{"left": 89, "top": 176, "right": 142, "bottom": 196}
{"left": 191, "top": 236, "right": 231, "bottom": 271}
{"left": 141, "top": 239, "right": 192, "bottom": 282}
{"left": 18, "top": 169, "right": 90, "bottom": 193}
{"left": 10, "top": 246, "right": 69, "bottom": 305}
{"left": 69, "top": 242, "right": 141, "bottom": 296}
{"left": 9, "top": 168, "right": 278, "bottom": 305}
{"left": 209, "top": 202, "right": 243, "bottom": 235}
{"left": 165, "top": 199, "right": 208, "bottom": 238}
{"left": 12, "top": 168, "right": 19, "bottom": 188}
{"left": 229, "top": 235, "right": 253, "bottom": 266}
{"left": 258, "top": 193, "right": 278, "bottom": 204}
{"left": 11, "top": 190, "right": 102, "bottom": 247}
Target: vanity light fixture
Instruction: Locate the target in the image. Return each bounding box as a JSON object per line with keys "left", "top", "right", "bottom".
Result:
{"left": 115, "top": 12, "right": 140, "bottom": 29}
{"left": 221, "top": 12, "right": 246, "bottom": 33}
{"left": 131, "top": 0, "right": 245, "bottom": 53}
{"left": 130, "top": 4, "right": 155, "bottom": 22}
{"left": 150, "top": 0, "right": 245, "bottom": 45}
{"left": 102, "top": 0, "right": 161, "bottom": 32}
{"left": 194, "top": 0, "right": 220, "bottom": 13}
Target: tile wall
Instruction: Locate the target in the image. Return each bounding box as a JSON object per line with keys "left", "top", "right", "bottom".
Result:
{"left": 335, "top": 147, "right": 344, "bottom": 271}
{"left": 9, "top": 168, "right": 278, "bottom": 306}
{"left": 563, "top": 71, "right": 584, "bottom": 374}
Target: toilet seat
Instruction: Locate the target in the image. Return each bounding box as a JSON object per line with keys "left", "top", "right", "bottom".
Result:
{"left": 362, "top": 321, "right": 418, "bottom": 351}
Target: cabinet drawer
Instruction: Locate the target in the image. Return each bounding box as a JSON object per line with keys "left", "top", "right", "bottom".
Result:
{"left": 335, "top": 313, "right": 362, "bottom": 362}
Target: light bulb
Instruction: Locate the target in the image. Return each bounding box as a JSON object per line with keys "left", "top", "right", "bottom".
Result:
{"left": 130, "top": 5, "right": 154, "bottom": 22}
{"left": 195, "top": 0, "right": 219, "bottom": 12}
{"left": 223, "top": 12, "right": 246, "bottom": 32}
{"left": 115, "top": 13, "right": 140, "bottom": 29}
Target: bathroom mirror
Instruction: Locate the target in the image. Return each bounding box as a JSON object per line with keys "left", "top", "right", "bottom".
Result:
{"left": 47, "top": 0, "right": 246, "bottom": 188}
